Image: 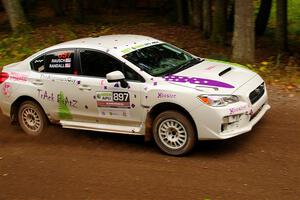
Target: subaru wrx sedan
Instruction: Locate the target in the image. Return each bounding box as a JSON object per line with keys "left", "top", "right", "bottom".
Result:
{"left": 0, "top": 35, "right": 270, "bottom": 156}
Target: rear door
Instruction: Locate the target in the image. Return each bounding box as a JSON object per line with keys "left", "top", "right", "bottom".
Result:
{"left": 30, "top": 49, "right": 84, "bottom": 121}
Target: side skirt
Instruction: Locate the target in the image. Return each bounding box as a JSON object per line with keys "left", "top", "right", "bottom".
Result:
{"left": 60, "top": 120, "right": 144, "bottom": 136}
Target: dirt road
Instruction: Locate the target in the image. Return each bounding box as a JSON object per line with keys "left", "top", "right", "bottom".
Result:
{"left": 0, "top": 87, "right": 299, "bottom": 200}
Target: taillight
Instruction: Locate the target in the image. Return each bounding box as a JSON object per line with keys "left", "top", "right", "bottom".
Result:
{"left": 0, "top": 72, "right": 9, "bottom": 84}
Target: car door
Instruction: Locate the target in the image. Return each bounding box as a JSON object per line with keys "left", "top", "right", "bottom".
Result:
{"left": 30, "top": 49, "right": 85, "bottom": 121}
{"left": 76, "top": 49, "right": 145, "bottom": 127}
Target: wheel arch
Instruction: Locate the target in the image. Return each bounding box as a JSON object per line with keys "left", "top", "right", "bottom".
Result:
{"left": 145, "top": 102, "right": 197, "bottom": 141}
{"left": 10, "top": 96, "right": 48, "bottom": 124}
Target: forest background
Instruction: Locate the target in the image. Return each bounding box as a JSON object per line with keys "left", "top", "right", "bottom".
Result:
{"left": 0, "top": 0, "right": 299, "bottom": 92}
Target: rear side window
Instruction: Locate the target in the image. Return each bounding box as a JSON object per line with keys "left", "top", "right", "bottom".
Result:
{"left": 44, "top": 50, "right": 75, "bottom": 74}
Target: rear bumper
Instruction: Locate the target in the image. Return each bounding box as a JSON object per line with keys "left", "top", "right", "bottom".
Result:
{"left": 0, "top": 99, "right": 11, "bottom": 117}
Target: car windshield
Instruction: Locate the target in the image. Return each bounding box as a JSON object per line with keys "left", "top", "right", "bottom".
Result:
{"left": 123, "top": 44, "right": 202, "bottom": 77}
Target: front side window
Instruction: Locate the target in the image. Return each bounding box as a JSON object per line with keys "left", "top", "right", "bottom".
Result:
{"left": 43, "top": 50, "right": 76, "bottom": 74}
{"left": 80, "top": 50, "right": 122, "bottom": 78}
{"left": 123, "top": 43, "right": 201, "bottom": 77}
{"left": 80, "top": 50, "right": 144, "bottom": 82}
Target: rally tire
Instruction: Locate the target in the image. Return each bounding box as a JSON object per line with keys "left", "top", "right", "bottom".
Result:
{"left": 18, "top": 101, "right": 48, "bottom": 136}
{"left": 153, "top": 110, "right": 197, "bottom": 156}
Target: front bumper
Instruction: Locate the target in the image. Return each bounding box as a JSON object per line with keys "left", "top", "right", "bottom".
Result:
{"left": 218, "top": 103, "right": 270, "bottom": 139}
{"left": 191, "top": 75, "right": 270, "bottom": 140}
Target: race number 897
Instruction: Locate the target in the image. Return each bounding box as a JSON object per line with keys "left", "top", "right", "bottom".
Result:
{"left": 113, "top": 92, "right": 130, "bottom": 102}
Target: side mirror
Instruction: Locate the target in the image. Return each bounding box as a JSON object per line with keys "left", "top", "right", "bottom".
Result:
{"left": 106, "top": 71, "right": 128, "bottom": 88}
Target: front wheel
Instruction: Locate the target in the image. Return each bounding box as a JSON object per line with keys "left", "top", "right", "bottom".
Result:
{"left": 153, "top": 111, "right": 197, "bottom": 156}
{"left": 18, "top": 101, "right": 48, "bottom": 136}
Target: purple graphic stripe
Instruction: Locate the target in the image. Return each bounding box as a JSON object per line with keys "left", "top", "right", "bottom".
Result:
{"left": 164, "top": 75, "right": 234, "bottom": 88}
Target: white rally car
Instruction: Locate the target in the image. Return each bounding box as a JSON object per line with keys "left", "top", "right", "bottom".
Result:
{"left": 0, "top": 35, "right": 270, "bottom": 155}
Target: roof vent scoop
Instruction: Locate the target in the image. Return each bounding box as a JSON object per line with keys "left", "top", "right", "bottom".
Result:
{"left": 219, "top": 67, "right": 232, "bottom": 76}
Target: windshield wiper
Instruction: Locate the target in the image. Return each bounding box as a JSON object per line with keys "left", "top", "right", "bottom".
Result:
{"left": 165, "top": 58, "right": 204, "bottom": 76}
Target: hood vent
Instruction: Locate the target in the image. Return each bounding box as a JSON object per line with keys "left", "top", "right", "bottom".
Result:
{"left": 219, "top": 67, "right": 232, "bottom": 76}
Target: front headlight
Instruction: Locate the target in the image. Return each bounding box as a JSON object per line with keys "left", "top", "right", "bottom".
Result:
{"left": 198, "top": 95, "right": 239, "bottom": 107}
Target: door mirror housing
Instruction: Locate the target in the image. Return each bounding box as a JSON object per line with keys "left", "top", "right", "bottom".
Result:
{"left": 106, "top": 71, "right": 128, "bottom": 88}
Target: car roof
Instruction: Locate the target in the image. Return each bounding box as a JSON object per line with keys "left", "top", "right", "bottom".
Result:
{"left": 50, "top": 34, "right": 162, "bottom": 56}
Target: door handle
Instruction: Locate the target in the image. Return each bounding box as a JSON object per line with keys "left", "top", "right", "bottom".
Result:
{"left": 78, "top": 85, "right": 92, "bottom": 91}
{"left": 32, "top": 80, "right": 44, "bottom": 86}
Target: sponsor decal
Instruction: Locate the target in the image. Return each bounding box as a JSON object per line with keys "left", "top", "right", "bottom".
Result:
{"left": 51, "top": 58, "right": 71, "bottom": 63}
{"left": 40, "top": 74, "right": 80, "bottom": 85}
{"left": 2, "top": 83, "right": 12, "bottom": 96}
{"left": 99, "top": 108, "right": 129, "bottom": 117}
{"left": 164, "top": 75, "right": 235, "bottom": 89}
{"left": 229, "top": 105, "right": 249, "bottom": 115}
{"left": 49, "top": 52, "right": 72, "bottom": 68}
{"left": 37, "top": 89, "right": 78, "bottom": 108}
{"left": 157, "top": 92, "right": 176, "bottom": 99}
{"left": 100, "top": 80, "right": 105, "bottom": 87}
{"left": 205, "top": 65, "right": 217, "bottom": 70}
{"left": 34, "top": 59, "right": 43, "bottom": 64}
{"left": 121, "top": 41, "right": 159, "bottom": 54}
{"left": 57, "top": 52, "right": 71, "bottom": 59}
{"left": 96, "top": 91, "right": 130, "bottom": 108}
{"left": 38, "top": 66, "right": 45, "bottom": 72}
{"left": 96, "top": 91, "right": 131, "bottom": 118}
{"left": 49, "top": 63, "right": 71, "bottom": 69}
{"left": 58, "top": 91, "right": 72, "bottom": 119}
{"left": 10, "top": 72, "right": 28, "bottom": 82}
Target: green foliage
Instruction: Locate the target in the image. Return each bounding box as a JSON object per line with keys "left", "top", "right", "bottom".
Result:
{"left": 254, "top": 0, "right": 300, "bottom": 36}
{"left": 0, "top": 35, "right": 32, "bottom": 66}
{"left": 287, "top": 0, "right": 300, "bottom": 35}
{"left": 0, "top": 23, "right": 78, "bottom": 67}
{"left": 268, "top": 0, "right": 300, "bottom": 35}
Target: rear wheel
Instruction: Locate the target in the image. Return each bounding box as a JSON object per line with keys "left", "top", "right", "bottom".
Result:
{"left": 153, "top": 111, "right": 197, "bottom": 156}
{"left": 18, "top": 101, "right": 47, "bottom": 136}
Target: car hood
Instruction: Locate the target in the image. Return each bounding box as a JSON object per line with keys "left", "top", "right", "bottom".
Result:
{"left": 163, "top": 60, "right": 257, "bottom": 94}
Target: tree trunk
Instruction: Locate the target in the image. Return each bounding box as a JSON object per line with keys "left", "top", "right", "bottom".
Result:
{"left": 176, "top": 0, "right": 184, "bottom": 24}
{"left": 73, "top": 0, "right": 84, "bottom": 23}
{"left": 128, "top": 0, "right": 136, "bottom": 9}
{"left": 2, "top": 0, "right": 28, "bottom": 33}
{"left": 211, "top": 0, "right": 228, "bottom": 45}
{"left": 232, "top": 0, "right": 255, "bottom": 64}
{"left": 51, "top": 0, "right": 66, "bottom": 17}
{"left": 191, "top": 0, "right": 203, "bottom": 28}
{"left": 176, "top": 0, "right": 188, "bottom": 25}
{"left": 276, "top": 0, "right": 288, "bottom": 52}
{"left": 227, "top": 0, "right": 234, "bottom": 32}
{"left": 255, "top": 0, "right": 272, "bottom": 36}
{"left": 202, "top": 0, "right": 212, "bottom": 38}
{"left": 187, "top": 0, "right": 193, "bottom": 25}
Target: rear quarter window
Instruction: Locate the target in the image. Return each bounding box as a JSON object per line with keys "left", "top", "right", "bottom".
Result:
{"left": 31, "top": 50, "right": 76, "bottom": 75}
{"left": 31, "top": 55, "right": 45, "bottom": 72}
